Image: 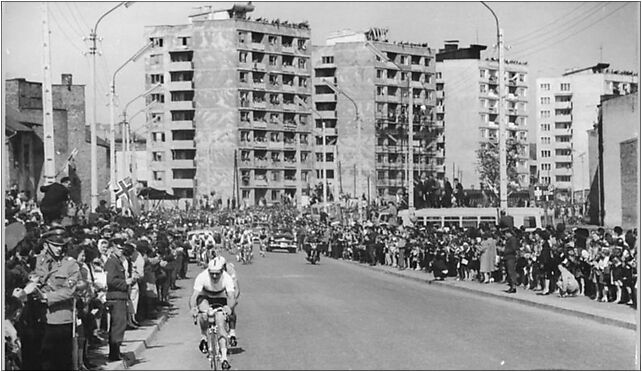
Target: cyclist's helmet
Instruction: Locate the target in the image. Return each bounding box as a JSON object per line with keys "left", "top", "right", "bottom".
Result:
{"left": 208, "top": 256, "right": 226, "bottom": 273}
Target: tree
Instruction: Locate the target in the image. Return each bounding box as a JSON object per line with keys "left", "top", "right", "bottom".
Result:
{"left": 476, "top": 138, "right": 522, "bottom": 199}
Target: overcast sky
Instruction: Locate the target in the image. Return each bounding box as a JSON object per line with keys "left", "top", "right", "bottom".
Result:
{"left": 2, "top": 1, "right": 639, "bottom": 139}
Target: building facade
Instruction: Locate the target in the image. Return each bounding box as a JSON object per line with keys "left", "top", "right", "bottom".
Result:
{"left": 144, "top": 4, "right": 313, "bottom": 207}
{"left": 311, "top": 29, "right": 437, "bottom": 202}
{"left": 4, "top": 76, "right": 109, "bottom": 205}
{"left": 535, "top": 63, "right": 638, "bottom": 202}
{"left": 436, "top": 42, "right": 530, "bottom": 192}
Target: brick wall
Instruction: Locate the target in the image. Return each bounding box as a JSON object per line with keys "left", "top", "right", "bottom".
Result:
{"left": 620, "top": 138, "right": 638, "bottom": 229}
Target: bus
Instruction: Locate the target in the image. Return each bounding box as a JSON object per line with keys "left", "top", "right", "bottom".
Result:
{"left": 397, "top": 207, "right": 545, "bottom": 231}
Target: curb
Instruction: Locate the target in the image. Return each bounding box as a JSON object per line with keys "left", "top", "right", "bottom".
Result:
{"left": 103, "top": 313, "right": 170, "bottom": 370}
{"left": 338, "top": 259, "right": 636, "bottom": 331}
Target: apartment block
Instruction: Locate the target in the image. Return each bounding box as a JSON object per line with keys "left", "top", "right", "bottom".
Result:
{"left": 311, "top": 29, "right": 437, "bottom": 201}
{"left": 436, "top": 42, "right": 530, "bottom": 190}
{"left": 144, "top": 4, "right": 313, "bottom": 207}
{"left": 535, "top": 63, "right": 638, "bottom": 202}
{"left": 4, "top": 75, "right": 109, "bottom": 205}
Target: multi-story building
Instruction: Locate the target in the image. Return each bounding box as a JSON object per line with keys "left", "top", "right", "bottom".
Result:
{"left": 311, "top": 29, "right": 437, "bottom": 202}
{"left": 436, "top": 42, "right": 530, "bottom": 191}
{"left": 535, "top": 63, "right": 638, "bottom": 202}
{"left": 4, "top": 75, "right": 110, "bottom": 204}
{"left": 144, "top": 4, "right": 313, "bottom": 207}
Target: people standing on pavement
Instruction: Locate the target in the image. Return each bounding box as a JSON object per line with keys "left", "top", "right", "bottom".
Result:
{"left": 104, "top": 236, "right": 131, "bottom": 361}
{"left": 479, "top": 231, "right": 497, "bottom": 283}
{"left": 503, "top": 228, "right": 519, "bottom": 293}
{"left": 29, "top": 226, "right": 80, "bottom": 370}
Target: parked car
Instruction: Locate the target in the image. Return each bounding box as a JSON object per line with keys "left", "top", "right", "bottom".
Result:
{"left": 267, "top": 229, "right": 297, "bottom": 253}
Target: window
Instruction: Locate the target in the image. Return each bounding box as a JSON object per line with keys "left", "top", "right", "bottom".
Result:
{"left": 540, "top": 97, "right": 550, "bottom": 105}
{"left": 541, "top": 176, "right": 551, "bottom": 184}
{"left": 480, "top": 84, "right": 487, "bottom": 93}
{"left": 239, "top": 71, "right": 248, "bottom": 83}
{"left": 540, "top": 150, "right": 551, "bottom": 158}
{"left": 540, "top": 123, "right": 550, "bottom": 131}
{"left": 152, "top": 152, "right": 164, "bottom": 161}
{"left": 555, "top": 135, "right": 571, "bottom": 143}
{"left": 178, "top": 37, "right": 190, "bottom": 47}
{"left": 322, "top": 56, "right": 334, "bottom": 64}
{"left": 539, "top": 83, "right": 550, "bottom": 91}
{"left": 150, "top": 74, "right": 164, "bottom": 84}
{"left": 555, "top": 122, "right": 571, "bottom": 130}
{"left": 153, "top": 171, "right": 165, "bottom": 181}
{"left": 242, "top": 190, "right": 250, "bottom": 199}
{"left": 541, "top": 163, "right": 551, "bottom": 171}
{"left": 150, "top": 37, "right": 163, "bottom": 47}
{"left": 239, "top": 52, "right": 248, "bottom": 63}
{"left": 540, "top": 137, "right": 550, "bottom": 145}
{"left": 268, "top": 35, "right": 278, "bottom": 45}
{"left": 555, "top": 148, "right": 571, "bottom": 156}
{"left": 269, "top": 55, "right": 278, "bottom": 66}
{"left": 171, "top": 110, "right": 194, "bottom": 121}
{"left": 556, "top": 162, "right": 572, "bottom": 169}
{"left": 150, "top": 113, "right": 163, "bottom": 123}
{"left": 152, "top": 132, "right": 165, "bottom": 142}
{"left": 376, "top": 69, "right": 383, "bottom": 79}
{"left": 150, "top": 93, "right": 164, "bottom": 103}
{"left": 480, "top": 69, "right": 486, "bottom": 78}
{"left": 560, "top": 83, "right": 571, "bottom": 91}
{"left": 540, "top": 110, "right": 550, "bottom": 118}
{"left": 556, "top": 175, "right": 571, "bottom": 182}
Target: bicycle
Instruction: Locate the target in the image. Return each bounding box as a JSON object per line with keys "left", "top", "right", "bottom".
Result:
{"left": 194, "top": 306, "right": 229, "bottom": 370}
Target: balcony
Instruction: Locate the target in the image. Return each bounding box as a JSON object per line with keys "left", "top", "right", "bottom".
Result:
{"left": 284, "top": 178, "right": 298, "bottom": 187}
{"left": 282, "top": 84, "right": 296, "bottom": 92}
{"left": 267, "top": 141, "right": 283, "bottom": 150}
{"left": 435, "top": 90, "right": 444, "bottom": 99}
{"left": 169, "top": 140, "right": 196, "bottom": 149}
{"left": 435, "top": 106, "right": 444, "bottom": 113}
{"left": 168, "top": 61, "right": 193, "bottom": 71}
{"left": 555, "top": 167, "right": 572, "bottom": 176}
{"left": 170, "top": 120, "right": 194, "bottom": 130}
{"left": 252, "top": 81, "right": 266, "bottom": 90}
{"left": 283, "top": 160, "right": 298, "bottom": 169}
{"left": 410, "top": 80, "right": 423, "bottom": 89}
{"left": 434, "top": 120, "right": 444, "bottom": 127}
{"left": 251, "top": 42, "right": 265, "bottom": 51}
{"left": 411, "top": 63, "right": 424, "bottom": 72}
{"left": 315, "top": 93, "right": 337, "bottom": 102}
{"left": 316, "top": 61, "right": 336, "bottom": 69}
{"left": 555, "top": 101, "right": 573, "bottom": 110}
{"left": 283, "top": 103, "right": 298, "bottom": 111}
{"left": 170, "top": 178, "right": 195, "bottom": 188}
{"left": 283, "top": 141, "right": 297, "bottom": 150}
{"left": 386, "top": 78, "right": 398, "bottom": 85}
{"left": 282, "top": 65, "right": 296, "bottom": 73}
{"left": 168, "top": 101, "right": 194, "bottom": 110}
{"left": 321, "top": 127, "right": 337, "bottom": 135}
{"left": 253, "top": 139, "right": 268, "bottom": 148}
{"left": 387, "top": 94, "right": 402, "bottom": 103}
{"left": 317, "top": 111, "right": 336, "bottom": 119}
{"left": 253, "top": 179, "right": 269, "bottom": 187}
{"left": 168, "top": 80, "right": 193, "bottom": 90}
{"left": 313, "top": 76, "right": 336, "bottom": 86}
{"left": 251, "top": 120, "right": 268, "bottom": 129}
{"left": 252, "top": 62, "right": 266, "bottom": 71}
{"left": 281, "top": 45, "right": 295, "bottom": 54}
{"left": 171, "top": 159, "right": 196, "bottom": 168}
{"left": 252, "top": 101, "right": 267, "bottom": 109}
{"left": 555, "top": 114, "right": 572, "bottom": 122}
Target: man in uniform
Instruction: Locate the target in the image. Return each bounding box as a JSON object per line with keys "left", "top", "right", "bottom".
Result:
{"left": 27, "top": 226, "right": 79, "bottom": 370}
{"left": 104, "top": 235, "right": 132, "bottom": 361}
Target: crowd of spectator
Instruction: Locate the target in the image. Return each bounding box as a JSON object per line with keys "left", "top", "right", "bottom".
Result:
{"left": 297, "top": 213, "right": 637, "bottom": 307}
{"left": 4, "top": 182, "right": 197, "bottom": 370}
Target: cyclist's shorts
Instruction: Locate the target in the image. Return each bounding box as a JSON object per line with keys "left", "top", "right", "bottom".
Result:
{"left": 197, "top": 295, "right": 227, "bottom": 309}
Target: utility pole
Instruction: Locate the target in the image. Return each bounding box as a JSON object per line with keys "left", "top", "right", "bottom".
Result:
{"left": 482, "top": 2, "right": 508, "bottom": 211}
{"left": 41, "top": 2, "right": 56, "bottom": 185}
{"left": 498, "top": 28, "right": 507, "bottom": 211}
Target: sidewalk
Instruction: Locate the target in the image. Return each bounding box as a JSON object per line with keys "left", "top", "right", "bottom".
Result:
{"left": 337, "top": 258, "right": 638, "bottom": 330}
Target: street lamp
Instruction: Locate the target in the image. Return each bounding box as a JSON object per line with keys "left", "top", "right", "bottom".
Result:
{"left": 481, "top": 1, "right": 508, "bottom": 211}
{"left": 365, "top": 41, "right": 414, "bottom": 211}
{"left": 88, "top": 1, "right": 135, "bottom": 210}
{"left": 109, "top": 41, "right": 153, "bottom": 204}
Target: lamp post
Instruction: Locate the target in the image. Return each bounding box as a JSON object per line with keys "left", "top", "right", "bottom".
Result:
{"left": 481, "top": 1, "right": 508, "bottom": 211}
{"left": 365, "top": 41, "right": 414, "bottom": 211}
{"left": 110, "top": 41, "right": 153, "bottom": 204}
{"left": 88, "top": 1, "right": 134, "bottom": 210}
{"left": 120, "top": 83, "right": 162, "bottom": 182}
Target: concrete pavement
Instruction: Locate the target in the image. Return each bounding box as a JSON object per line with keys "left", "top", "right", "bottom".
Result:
{"left": 336, "top": 257, "right": 638, "bottom": 330}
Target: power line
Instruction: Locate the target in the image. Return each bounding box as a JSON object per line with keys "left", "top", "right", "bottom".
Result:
{"left": 48, "top": 7, "right": 86, "bottom": 54}
{"left": 512, "top": 2, "right": 631, "bottom": 61}
{"left": 60, "top": 2, "right": 89, "bottom": 39}
{"left": 51, "top": 3, "right": 85, "bottom": 40}
{"left": 509, "top": 2, "right": 600, "bottom": 45}
{"left": 70, "top": 2, "right": 91, "bottom": 32}
{"left": 510, "top": 2, "right": 608, "bottom": 50}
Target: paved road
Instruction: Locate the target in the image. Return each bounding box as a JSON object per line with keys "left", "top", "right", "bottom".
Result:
{"left": 130, "top": 251, "right": 637, "bottom": 370}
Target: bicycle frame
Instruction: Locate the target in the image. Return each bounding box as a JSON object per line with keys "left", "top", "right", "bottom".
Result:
{"left": 205, "top": 306, "right": 226, "bottom": 370}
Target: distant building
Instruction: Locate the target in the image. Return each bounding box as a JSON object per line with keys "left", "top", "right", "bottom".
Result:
{"left": 587, "top": 93, "right": 639, "bottom": 228}
{"left": 144, "top": 3, "right": 313, "bottom": 207}
{"left": 312, "top": 28, "right": 437, "bottom": 202}
{"left": 535, "top": 63, "right": 638, "bottom": 203}
{"left": 436, "top": 42, "right": 530, "bottom": 191}
{"left": 4, "top": 75, "right": 109, "bottom": 205}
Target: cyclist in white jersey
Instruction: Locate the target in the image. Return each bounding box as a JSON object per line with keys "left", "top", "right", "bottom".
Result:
{"left": 190, "top": 257, "right": 236, "bottom": 370}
